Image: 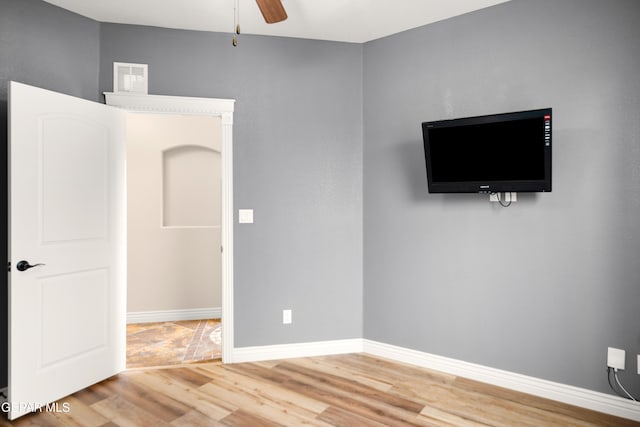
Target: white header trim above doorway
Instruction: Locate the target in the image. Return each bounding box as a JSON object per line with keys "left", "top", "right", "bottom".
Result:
{"left": 104, "top": 92, "right": 234, "bottom": 118}
{"left": 105, "top": 92, "right": 235, "bottom": 363}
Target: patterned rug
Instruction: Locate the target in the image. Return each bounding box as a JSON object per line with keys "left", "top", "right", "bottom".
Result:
{"left": 126, "top": 319, "right": 222, "bottom": 368}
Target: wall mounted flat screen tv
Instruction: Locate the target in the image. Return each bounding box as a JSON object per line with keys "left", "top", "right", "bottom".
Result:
{"left": 422, "top": 108, "right": 552, "bottom": 193}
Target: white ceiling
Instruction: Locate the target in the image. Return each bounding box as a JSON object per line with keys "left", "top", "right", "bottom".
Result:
{"left": 41, "top": 0, "right": 510, "bottom": 43}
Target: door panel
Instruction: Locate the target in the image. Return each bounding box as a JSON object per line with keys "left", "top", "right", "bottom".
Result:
{"left": 8, "top": 82, "right": 126, "bottom": 420}
{"left": 40, "top": 269, "right": 109, "bottom": 367}
{"left": 41, "top": 116, "right": 109, "bottom": 243}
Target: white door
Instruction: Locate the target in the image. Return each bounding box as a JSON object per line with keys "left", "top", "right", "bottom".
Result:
{"left": 8, "top": 82, "right": 126, "bottom": 420}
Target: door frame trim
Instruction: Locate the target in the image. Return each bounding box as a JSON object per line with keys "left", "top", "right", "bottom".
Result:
{"left": 104, "top": 92, "right": 235, "bottom": 363}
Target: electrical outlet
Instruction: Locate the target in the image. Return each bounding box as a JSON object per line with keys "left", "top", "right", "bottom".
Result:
{"left": 607, "top": 347, "right": 625, "bottom": 370}
{"left": 282, "top": 309, "right": 292, "bottom": 325}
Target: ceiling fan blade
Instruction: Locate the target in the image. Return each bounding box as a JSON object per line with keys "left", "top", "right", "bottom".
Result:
{"left": 255, "top": 0, "right": 288, "bottom": 24}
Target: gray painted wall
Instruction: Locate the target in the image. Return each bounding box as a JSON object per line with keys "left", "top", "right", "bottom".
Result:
{"left": 98, "top": 25, "right": 364, "bottom": 346}
{"left": 1, "top": 1, "right": 362, "bottom": 389}
{"left": 363, "top": 0, "right": 640, "bottom": 395}
{"left": 2, "top": 0, "right": 638, "bottom": 401}
{"left": 0, "top": 0, "right": 101, "bottom": 388}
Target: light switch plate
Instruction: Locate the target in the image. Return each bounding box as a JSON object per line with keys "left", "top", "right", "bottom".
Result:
{"left": 282, "top": 309, "right": 292, "bottom": 325}
{"left": 238, "top": 209, "right": 254, "bottom": 224}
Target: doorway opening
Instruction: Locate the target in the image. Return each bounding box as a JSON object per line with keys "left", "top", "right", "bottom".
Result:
{"left": 125, "top": 113, "right": 222, "bottom": 368}
{"left": 105, "top": 92, "right": 235, "bottom": 367}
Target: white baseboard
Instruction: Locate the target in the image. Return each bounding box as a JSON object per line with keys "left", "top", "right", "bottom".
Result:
{"left": 363, "top": 339, "right": 640, "bottom": 422}
{"left": 127, "top": 307, "right": 221, "bottom": 324}
{"left": 231, "top": 339, "right": 363, "bottom": 363}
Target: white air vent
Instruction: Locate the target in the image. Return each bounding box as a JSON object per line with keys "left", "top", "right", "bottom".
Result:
{"left": 113, "top": 62, "right": 148, "bottom": 94}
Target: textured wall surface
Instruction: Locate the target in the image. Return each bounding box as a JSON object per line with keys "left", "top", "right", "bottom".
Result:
{"left": 2, "top": 0, "right": 639, "bottom": 401}
{"left": 126, "top": 114, "right": 222, "bottom": 312}
{"left": 363, "top": 0, "right": 640, "bottom": 395}
{"left": 1, "top": 1, "right": 363, "bottom": 387}
{"left": 99, "top": 24, "right": 364, "bottom": 346}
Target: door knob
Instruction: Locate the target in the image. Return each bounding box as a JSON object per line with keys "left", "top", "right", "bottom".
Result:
{"left": 16, "top": 260, "right": 45, "bottom": 272}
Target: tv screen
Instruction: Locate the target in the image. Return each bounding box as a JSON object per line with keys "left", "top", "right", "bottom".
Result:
{"left": 422, "top": 108, "right": 552, "bottom": 193}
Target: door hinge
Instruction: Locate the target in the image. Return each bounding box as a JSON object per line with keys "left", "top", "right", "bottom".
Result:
{"left": 7, "top": 262, "right": 11, "bottom": 272}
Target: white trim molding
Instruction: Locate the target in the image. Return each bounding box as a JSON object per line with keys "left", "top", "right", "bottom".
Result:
{"left": 104, "top": 92, "right": 234, "bottom": 116}
{"left": 105, "top": 92, "right": 235, "bottom": 363}
{"left": 363, "top": 340, "right": 640, "bottom": 422}
{"left": 127, "top": 308, "right": 221, "bottom": 324}
{"left": 231, "top": 339, "right": 363, "bottom": 364}
{"left": 219, "top": 108, "right": 235, "bottom": 364}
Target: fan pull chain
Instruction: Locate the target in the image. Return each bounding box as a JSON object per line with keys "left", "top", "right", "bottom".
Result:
{"left": 233, "top": 0, "right": 240, "bottom": 46}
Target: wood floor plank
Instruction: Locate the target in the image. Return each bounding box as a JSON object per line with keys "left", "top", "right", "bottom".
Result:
{"left": 329, "top": 353, "right": 456, "bottom": 386}
{"left": 412, "top": 380, "right": 593, "bottom": 427}
{"left": 157, "top": 367, "right": 215, "bottom": 388}
{"left": 219, "top": 409, "right": 282, "bottom": 427}
{"left": 49, "top": 396, "right": 109, "bottom": 427}
{"left": 199, "top": 380, "right": 332, "bottom": 427}
{"left": 130, "top": 369, "right": 232, "bottom": 420}
{"left": 289, "top": 356, "right": 396, "bottom": 392}
{"left": 98, "top": 372, "right": 191, "bottom": 422}
{"left": 252, "top": 359, "right": 282, "bottom": 368}
{"left": 271, "top": 362, "right": 431, "bottom": 426}
{"left": 221, "top": 360, "right": 292, "bottom": 385}
{"left": 418, "top": 404, "right": 492, "bottom": 427}
{"left": 201, "top": 364, "right": 330, "bottom": 414}
{"left": 71, "top": 384, "right": 111, "bottom": 407}
{"left": 1, "top": 411, "right": 69, "bottom": 426}
{"left": 2, "top": 354, "right": 636, "bottom": 426}
{"left": 316, "top": 405, "right": 391, "bottom": 427}
{"left": 275, "top": 360, "right": 425, "bottom": 413}
{"left": 170, "top": 409, "right": 225, "bottom": 427}
{"left": 453, "top": 376, "right": 638, "bottom": 427}
{"left": 91, "top": 394, "right": 171, "bottom": 427}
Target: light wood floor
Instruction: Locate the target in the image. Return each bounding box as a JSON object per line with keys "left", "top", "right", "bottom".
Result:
{"left": 1, "top": 354, "right": 636, "bottom": 426}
